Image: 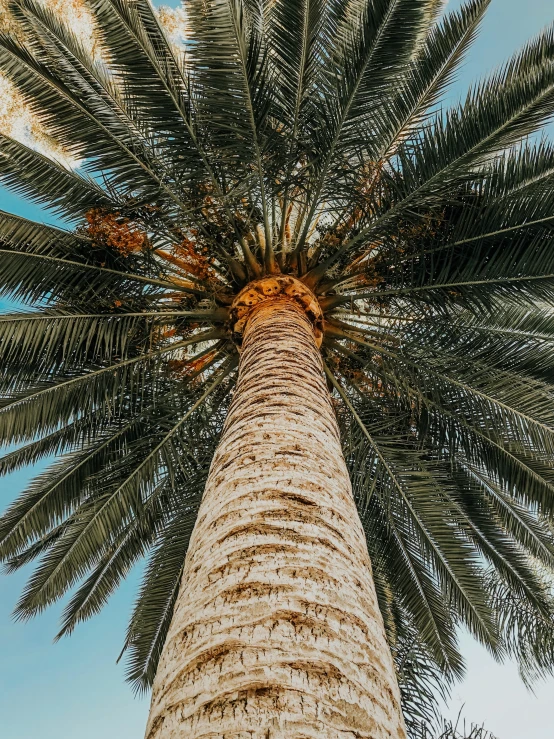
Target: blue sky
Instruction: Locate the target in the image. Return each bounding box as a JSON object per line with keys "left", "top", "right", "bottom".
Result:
{"left": 1, "top": 1, "right": 554, "bottom": 737}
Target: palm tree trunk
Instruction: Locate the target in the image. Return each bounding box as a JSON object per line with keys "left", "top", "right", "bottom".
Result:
{"left": 146, "top": 298, "right": 407, "bottom": 739}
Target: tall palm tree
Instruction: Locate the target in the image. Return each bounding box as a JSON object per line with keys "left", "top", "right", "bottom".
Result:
{"left": 1, "top": 0, "right": 554, "bottom": 735}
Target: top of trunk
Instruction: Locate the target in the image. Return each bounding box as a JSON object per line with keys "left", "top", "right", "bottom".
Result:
{"left": 229, "top": 275, "right": 324, "bottom": 347}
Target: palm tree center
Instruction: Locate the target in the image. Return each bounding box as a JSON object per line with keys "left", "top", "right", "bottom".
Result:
{"left": 229, "top": 275, "right": 324, "bottom": 346}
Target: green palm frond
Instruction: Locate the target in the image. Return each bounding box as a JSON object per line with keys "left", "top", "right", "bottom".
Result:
{"left": 371, "top": 0, "right": 490, "bottom": 164}
{"left": 0, "top": 134, "right": 113, "bottom": 217}
{"left": 123, "top": 484, "right": 205, "bottom": 694}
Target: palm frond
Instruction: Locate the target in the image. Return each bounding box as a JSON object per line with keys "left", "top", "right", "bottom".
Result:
{"left": 0, "top": 133, "right": 112, "bottom": 217}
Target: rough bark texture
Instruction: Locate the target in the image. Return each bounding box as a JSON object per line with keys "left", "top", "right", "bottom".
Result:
{"left": 146, "top": 299, "right": 407, "bottom": 739}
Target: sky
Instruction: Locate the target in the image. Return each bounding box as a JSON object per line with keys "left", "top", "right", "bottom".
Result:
{"left": 1, "top": 1, "right": 554, "bottom": 738}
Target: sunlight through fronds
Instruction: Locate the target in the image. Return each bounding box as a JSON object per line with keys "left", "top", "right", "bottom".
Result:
{"left": 36, "top": 0, "right": 101, "bottom": 58}
{"left": 156, "top": 4, "right": 189, "bottom": 51}
{"left": 0, "top": 73, "right": 75, "bottom": 165}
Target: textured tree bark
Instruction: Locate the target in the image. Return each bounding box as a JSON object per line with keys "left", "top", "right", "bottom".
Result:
{"left": 146, "top": 298, "right": 407, "bottom": 739}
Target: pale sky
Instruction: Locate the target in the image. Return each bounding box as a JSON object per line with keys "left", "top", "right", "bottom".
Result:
{"left": 0, "top": 2, "right": 553, "bottom": 738}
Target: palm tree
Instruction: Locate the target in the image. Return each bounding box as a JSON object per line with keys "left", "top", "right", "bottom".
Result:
{"left": 1, "top": 0, "right": 554, "bottom": 735}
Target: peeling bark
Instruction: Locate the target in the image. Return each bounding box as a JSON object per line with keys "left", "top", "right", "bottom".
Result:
{"left": 146, "top": 298, "right": 407, "bottom": 738}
